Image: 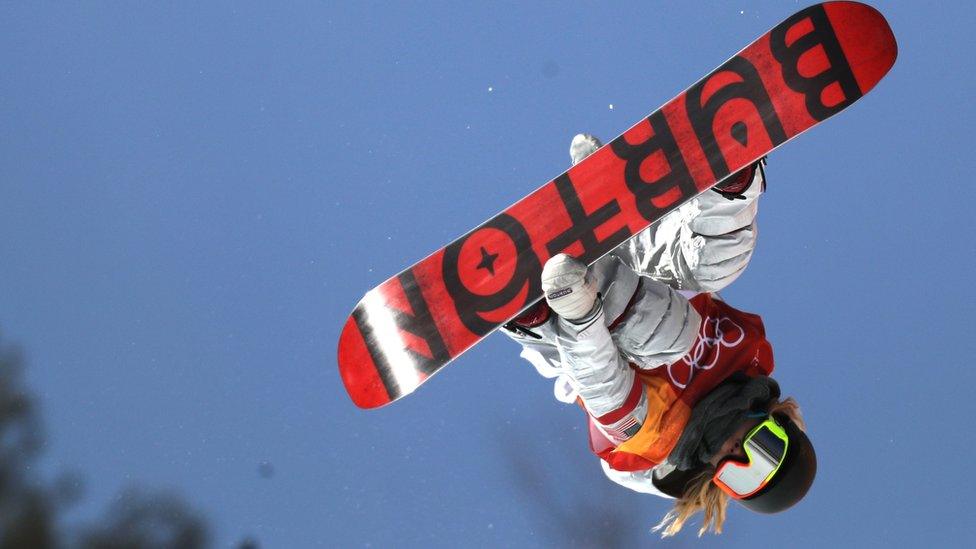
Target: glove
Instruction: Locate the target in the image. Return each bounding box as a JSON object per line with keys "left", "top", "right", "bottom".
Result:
{"left": 713, "top": 159, "right": 762, "bottom": 200}
{"left": 541, "top": 254, "right": 600, "bottom": 322}
{"left": 569, "top": 134, "right": 603, "bottom": 166}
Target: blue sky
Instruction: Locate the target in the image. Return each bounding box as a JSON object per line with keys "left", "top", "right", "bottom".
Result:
{"left": 2, "top": 1, "right": 974, "bottom": 546}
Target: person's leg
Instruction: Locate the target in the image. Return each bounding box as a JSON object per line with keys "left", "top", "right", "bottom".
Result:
{"left": 617, "top": 161, "right": 765, "bottom": 293}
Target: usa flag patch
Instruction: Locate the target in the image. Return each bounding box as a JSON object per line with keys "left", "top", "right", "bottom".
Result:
{"left": 602, "top": 416, "right": 642, "bottom": 440}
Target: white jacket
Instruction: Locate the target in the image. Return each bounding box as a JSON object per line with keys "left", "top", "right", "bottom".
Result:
{"left": 502, "top": 164, "right": 765, "bottom": 406}
{"left": 501, "top": 164, "right": 765, "bottom": 498}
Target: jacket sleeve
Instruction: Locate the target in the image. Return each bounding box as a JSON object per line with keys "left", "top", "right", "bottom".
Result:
{"left": 551, "top": 307, "right": 636, "bottom": 418}
{"left": 501, "top": 331, "right": 579, "bottom": 404}
{"left": 497, "top": 253, "right": 644, "bottom": 405}
{"left": 500, "top": 259, "right": 701, "bottom": 405}
{"left": 612, "top": 277, "right": 701, "bottom": 370}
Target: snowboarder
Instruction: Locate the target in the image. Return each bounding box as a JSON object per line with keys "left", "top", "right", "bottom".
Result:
{"left": 501, "top": 134, "right": 816, "bottom": 537}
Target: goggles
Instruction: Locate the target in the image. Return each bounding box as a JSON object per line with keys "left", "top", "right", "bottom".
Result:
{"left": 713, "top": 416, "right": 789, "bottom": 499}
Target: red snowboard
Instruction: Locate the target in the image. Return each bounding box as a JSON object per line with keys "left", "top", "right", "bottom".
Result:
{"left": 338, "top": 2, "right": 897, "bottom": 409}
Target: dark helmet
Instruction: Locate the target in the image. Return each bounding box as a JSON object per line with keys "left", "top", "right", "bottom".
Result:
{"left": 735, "top": 412, "right": 816, "bottom": 514}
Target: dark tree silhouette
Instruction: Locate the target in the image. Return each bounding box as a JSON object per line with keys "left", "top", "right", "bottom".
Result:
{"left": 498, "top": 418, "right": 652, "bottom": 548}
{"left": 0, "top": 339, "right": 56, "bottom": 549}
{"left": 0, "top": 330, "right": 247, "bottom": 549}
{"left": 77, "top": 489, "right": 208, "bottom": 549}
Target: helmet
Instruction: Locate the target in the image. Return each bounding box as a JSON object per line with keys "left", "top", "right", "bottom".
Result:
{"left": 733, "top": 412, "right": 816, "bottom": 514}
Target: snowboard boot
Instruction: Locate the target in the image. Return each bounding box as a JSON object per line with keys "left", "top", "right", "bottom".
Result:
{"left": 503, "top": 299, "right": 551, "bottom": 339}
{"left": 570, "top": 134, "right": 603, "bottom": 165}
{"left": 713, "top": 157, "right": 766, "bottom": 200}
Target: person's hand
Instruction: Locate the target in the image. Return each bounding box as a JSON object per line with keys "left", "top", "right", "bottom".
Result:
{"left": 542, "top": 254, "right": 599, "bottom": 322}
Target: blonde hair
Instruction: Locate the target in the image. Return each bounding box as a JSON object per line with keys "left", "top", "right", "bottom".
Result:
{"left": 653, "top": 397, "right": 805, "bottom": 537}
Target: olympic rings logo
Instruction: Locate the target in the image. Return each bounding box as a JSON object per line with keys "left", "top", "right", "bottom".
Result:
{"left": 668, "top": 316, "right": 745, "bottom": 389}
